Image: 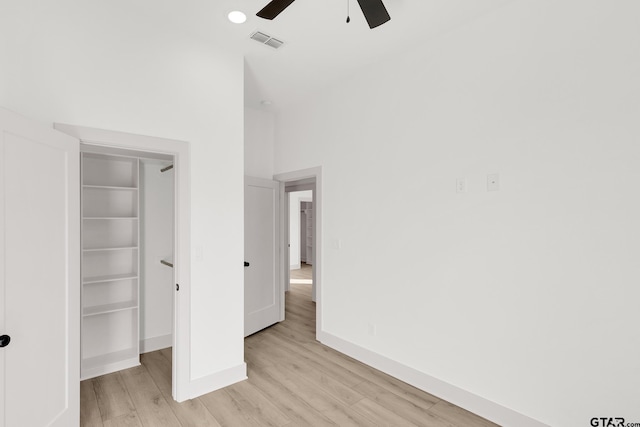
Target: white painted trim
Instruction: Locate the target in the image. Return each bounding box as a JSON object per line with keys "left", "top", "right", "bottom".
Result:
{"left": 274, "top": 166, "right": 322, "bottom": 337}
{"left": 290, "top": 262, "right": 301, "bottom": 270}
{"left": 140, "top": 334, "right": 172, "bottom": 354}
{"left": 182, "top": 363, "right": 248, "bottom": 401}
{"left": 53, "top": 123, "right": 190, "bottom": 403}
{"left": 318, "top": 331, "right": 550, "bottom": 427}
{"left": 283, "top": 190, "right": 290, "bottom": 294}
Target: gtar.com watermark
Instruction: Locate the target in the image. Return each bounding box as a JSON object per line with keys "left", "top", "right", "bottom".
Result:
{"left": 590, "top": 418, "right": 640, "bottom": 427}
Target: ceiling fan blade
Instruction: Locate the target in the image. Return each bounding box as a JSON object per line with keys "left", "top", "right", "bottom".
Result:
{"left": 356, "top": 0, "right": 391, "bottom": 29}
{"left": 257, "top": 0, "right": 296, "bottom": 20}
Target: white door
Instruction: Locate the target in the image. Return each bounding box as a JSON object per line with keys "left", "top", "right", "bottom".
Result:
{"left": 244, "top": 176, "right": 281, "bottom": 336}
{"left": 0, "top": 108, "right": 80, "bottom": 427}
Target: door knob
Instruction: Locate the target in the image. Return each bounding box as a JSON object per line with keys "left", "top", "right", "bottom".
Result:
{"left": 0, "top": 335, "right": 10, "bottom": 348}
{"left": 244, "top": 261, "right": 250, "bottom": 267}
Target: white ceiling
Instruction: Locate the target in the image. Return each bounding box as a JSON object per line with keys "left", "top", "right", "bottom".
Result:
{"left": 149, "top": 0, "right": 515, "bottom": 111}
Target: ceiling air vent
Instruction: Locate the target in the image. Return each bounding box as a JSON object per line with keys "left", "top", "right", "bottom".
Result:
{"left": 264, "top": 38, "right": 283, "bottom": 49}
{"left": 249, "top": 31, "right": 285, "bottom": 49}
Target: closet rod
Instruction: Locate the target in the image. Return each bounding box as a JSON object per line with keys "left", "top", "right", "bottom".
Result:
{"left": 160, "top": 260, "right": 174, "bottom": 268}
{"left": 161, "top": 164, "right": 174, "bottom": 173}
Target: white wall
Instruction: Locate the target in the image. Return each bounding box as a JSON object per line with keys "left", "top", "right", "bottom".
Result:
{"left": 245, "top": 107, "right": 275, "bottom": 179}
{"left": 140, "top": 159, "right": 174, "bottom": 352}
{"left": 289, "top": 191, "right": 312, "bottom": 269}
{"left": 274, "top": 1, "right": 640, "bottom": 426}
{"left": 0, "top": 0, "right": 245, "bottom": 392}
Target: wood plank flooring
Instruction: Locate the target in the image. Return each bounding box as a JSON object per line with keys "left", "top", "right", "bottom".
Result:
{"left": 290, "top": 263, "right": 312, "bottom": 280}
{"left": 81, "top": 284, "right": 498, "bottom": 426}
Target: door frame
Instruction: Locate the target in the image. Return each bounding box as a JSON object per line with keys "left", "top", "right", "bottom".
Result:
{"left": 274, "top": 167, "right": 322, "bottom": 338}
{"left": 54, "top": 123, "right": 191, "bottom": 402}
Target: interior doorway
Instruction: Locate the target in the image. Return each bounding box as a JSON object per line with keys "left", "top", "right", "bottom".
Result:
{"left": 54, "top": 123, "right": 191, "bottom": 401}
{"left": 289, "top": 191, "right": 313, "bottom": 290}
{"left": 275, "top": 167, "right": 322, "bottom": 339}
{"left": 79, "top": 146, "right": 175, "bottom": 381}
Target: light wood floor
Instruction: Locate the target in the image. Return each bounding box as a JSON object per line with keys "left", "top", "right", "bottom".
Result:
{"left": 81, "top": 284, "right": 497, "bottom": 426}
{"left": 290, "top": 262, "right": 312, "bottom": 281}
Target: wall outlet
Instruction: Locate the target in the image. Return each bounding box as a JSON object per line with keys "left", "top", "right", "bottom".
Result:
{"left": 456, "top": 178, "right": 467, "bottom": 193}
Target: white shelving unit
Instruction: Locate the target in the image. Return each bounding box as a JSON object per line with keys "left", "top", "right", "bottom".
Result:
{"left": 303, "top": 202, "right": 313, "bottom": 266}
{"left": 81, "top": 153, "right": 140, "bottom": 380}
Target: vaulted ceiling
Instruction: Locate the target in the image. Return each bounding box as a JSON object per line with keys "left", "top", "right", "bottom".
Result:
{"left": 230, "top": 0, "right": 515, "bottom": 110}
{"left": 36, "top": 0, "right": 515, "bottom": 112}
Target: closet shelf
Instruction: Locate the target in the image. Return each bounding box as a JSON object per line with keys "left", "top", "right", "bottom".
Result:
{"left": 83, "top": 246, "right": 138, "bottom": 252}
{"left": 82, "top": 347, "right": 139, "bottom": 372}
{"left": 83, "top": 273, "right": 138, "bottom": 285}
{"left": 83, "top": 301, "right": 137, "bottom": 317}
{"left": 83, "top": 216, "right": 138, "bottom": 220}
{"left": 81, "top": 152, "right": 141, "bottom": 380}
{"left": 83, "top": 185, "right": 138, "bottom": 191}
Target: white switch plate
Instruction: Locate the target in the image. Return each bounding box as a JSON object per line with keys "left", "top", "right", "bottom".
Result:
{"left": 456, "top": 178, "right": 467, "bottom": 193}
{"left": 487, "top": 173, "right": 500, "bottom": 191}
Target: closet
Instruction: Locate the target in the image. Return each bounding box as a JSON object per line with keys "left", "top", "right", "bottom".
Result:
{"left": 80, "top": 147, "right": 174, "bottom": 380}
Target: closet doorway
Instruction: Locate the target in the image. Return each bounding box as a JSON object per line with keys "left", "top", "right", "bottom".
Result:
{"left": 55, "top": 123, "right": 190, "bottom": 401}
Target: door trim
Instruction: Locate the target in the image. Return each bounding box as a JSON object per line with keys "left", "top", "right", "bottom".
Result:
{"left": 273, "top": 167, "right": 322, "bottom": 339}
{"left": 53, "top": 123, "right": 191, "bottom": 402}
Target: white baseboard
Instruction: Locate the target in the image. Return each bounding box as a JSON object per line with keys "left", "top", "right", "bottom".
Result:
{"left": 140, "top": 336, "right": 246, "bottom": 402}
{"left": 183, "top": 363, "right": 247, "bottom": 401}
{"left": 290, "top": 263, "right": 301, "bottom": 270}
{"left": 317, "top": 331, "right": 549, "bottom": 427}
{"left": 140, "top": 334, "right": 172, "bottom": 354}
{"left": 81, "top": 357, "right": 140, "bottom": 381}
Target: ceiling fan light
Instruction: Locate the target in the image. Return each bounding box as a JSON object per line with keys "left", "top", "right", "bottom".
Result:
{"left": 228, "top": 11, "right": 247, "bottom": 24}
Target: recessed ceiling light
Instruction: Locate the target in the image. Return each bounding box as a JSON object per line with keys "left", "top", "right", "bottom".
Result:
{"left": 228, "top": 11, "right": 247, "bottom": 24}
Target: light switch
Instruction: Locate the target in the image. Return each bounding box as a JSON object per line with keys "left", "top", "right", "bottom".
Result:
{"left": 487, "top": 173, "right": 500, "bottom": 191}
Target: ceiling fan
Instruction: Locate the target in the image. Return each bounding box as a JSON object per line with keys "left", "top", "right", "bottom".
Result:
{"left": 257, "top": 0, "right": 391, "bottom": 29}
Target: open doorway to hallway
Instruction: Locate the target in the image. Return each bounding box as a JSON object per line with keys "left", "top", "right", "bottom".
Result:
{"left": 275, "top": 167, "right": 322, "bottom": 339}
